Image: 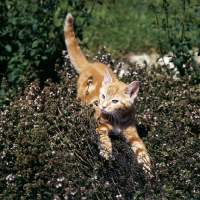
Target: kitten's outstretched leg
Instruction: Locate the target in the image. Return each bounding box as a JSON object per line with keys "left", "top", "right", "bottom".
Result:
{"left": 96, "top": 121, "right": 113, "bottom": 160}
{"left": 123, "top": 126, "right": 151, "bottom": 175}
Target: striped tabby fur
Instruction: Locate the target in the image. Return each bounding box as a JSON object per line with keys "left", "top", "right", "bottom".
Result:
{"left": 64, "top": 13, "right": 151, "bottom": 174}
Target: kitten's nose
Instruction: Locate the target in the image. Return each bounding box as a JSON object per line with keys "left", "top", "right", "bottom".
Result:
{"left": 102, "top": 106, "right": 106, "bottom": 110}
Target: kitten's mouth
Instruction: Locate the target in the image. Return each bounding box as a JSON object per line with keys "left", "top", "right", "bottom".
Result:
{"left": 99, "top": 106, "right": 109, "bottom": 114}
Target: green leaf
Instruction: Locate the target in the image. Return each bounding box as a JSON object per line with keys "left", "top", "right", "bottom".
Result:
{"left": 53, "top": 7, "right": 62, "bottom": 27}
{"left": 30, "top": 49, "right": 37, "bottom": 56}
{"left": 0, "top": 89, "right": 6, "bottom": 97}
{"left": 32, "top": 24, "right": 38, "bottom": 31}
{"left": 49, "top": 31, "right": 55, "bottom": 39}
{"left": 42, "top": 56, "right": 47, "bottom": 60}
{"left": 174, "top": 59, "right": 181, "bottom": 67}
{"left": 0, "top": 56, "right": 6, "bottom": 61}
{"left": 5, "top": 45, "right": 12, "bottom": 52}
{"left": 182, "top": 45, "right": 189, "bottom": 54}
{"left": 7, "top": 64, "right": 15, "bottom": 70}
{"left": 19, "top": 46, "right": 25, "bottom": 54}
{"left": 18, "top": 30, "right": 24, "bottom": 39}
{"left": 32, "top": 40, "right": 39, "bottom": 48}
{"left": 35, "top": 60, "right": 40, "bottom": 66}
{"left": 9, "top": 56, "right": 18, "bottom": 64}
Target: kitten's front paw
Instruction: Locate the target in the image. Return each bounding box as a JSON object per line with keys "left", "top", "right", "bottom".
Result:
{"left": 137, "top": 153, "right": 153, "bottom": 178}
{"left": 142, "top": 163, "right": 153, "bottom": 178}
{"left": 99, "top": 149, "right": 114, "bottom": 160}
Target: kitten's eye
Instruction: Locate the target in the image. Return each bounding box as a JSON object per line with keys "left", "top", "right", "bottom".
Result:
{"left": 112, "top": 100, "right": 119, "bottom": 104}
{"left": 102, "top": 94, "right": 105, "bottom": 99}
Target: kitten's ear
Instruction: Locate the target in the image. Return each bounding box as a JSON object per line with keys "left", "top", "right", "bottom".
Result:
{"left": 102, "top": 69, "right": 112, "bottom": 87}
{"left": 125, "top": 81, "right": 139, "bottom": 99}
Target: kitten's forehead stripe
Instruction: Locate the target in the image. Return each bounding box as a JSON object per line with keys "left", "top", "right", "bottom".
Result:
{"left": 106, "top": 84, "right": 121, "bottom": 96}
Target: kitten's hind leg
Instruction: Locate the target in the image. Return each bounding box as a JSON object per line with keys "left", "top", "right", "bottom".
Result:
{"left": 122, "top": 126, "right": 151, "bottom": 175}
{"left": 96, "top": 121, "right": 113, "bottom": 160}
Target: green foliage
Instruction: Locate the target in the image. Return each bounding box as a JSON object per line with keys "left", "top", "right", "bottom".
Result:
{"left": 1, "top": 50, "right": 199, "bottom": 199}
{"left": 0, "top": 0, "right": 103, "bottom": 105}
{"left": 83, "top": 0, "right": 158, "bottom": 57}
{"left": 1, "top": 0, "right": 200, "bottom": 106}
{"left": 150, "top": 0, "right": 200, "bottom": 80}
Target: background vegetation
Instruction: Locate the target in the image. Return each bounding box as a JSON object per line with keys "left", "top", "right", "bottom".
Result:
{"left": 0, "top": 0, "right": 104, "bottom": 104}
{"left": 0, "top": 0, "right": 200, "bottom": 199}
{"left": 84, "top": 0, "right": 200, "bottom": 57}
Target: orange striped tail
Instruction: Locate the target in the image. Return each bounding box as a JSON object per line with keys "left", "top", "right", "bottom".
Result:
{"left": 64, "top": 13, "right": 89, "bottom": 74}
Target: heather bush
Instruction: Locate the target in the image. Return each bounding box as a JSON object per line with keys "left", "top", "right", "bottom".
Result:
{"left": 123, "top": 62, "right": 200, "bottom": 199}
{"left": 0, "top": 50, "right": 199, "bottom": 199}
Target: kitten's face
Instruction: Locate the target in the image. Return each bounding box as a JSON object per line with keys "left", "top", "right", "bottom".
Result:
{"left": 99, "top": 84, "right": 133, "bottom": 114}
{"left": 99, "top": 69, "right": 139, "bottom": 115}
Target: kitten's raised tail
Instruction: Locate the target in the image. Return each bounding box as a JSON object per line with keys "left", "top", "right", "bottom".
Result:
{"left": 64, "top": 13, "right": 89, "bottom": 73}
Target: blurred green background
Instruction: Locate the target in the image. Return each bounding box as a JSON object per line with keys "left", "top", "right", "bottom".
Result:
{"left": 82, "top": 0, "right": 157, "bottom": 57}
{"left": 0, "top": 0, "right": 199, "bottom": 104}
{"left": 81, "top": 0, "right": 200, "bottom": 57}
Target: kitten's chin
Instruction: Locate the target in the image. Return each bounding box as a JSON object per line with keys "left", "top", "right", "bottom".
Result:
{"left": 99, "top": 105, "right": 113, "bottom": 115}
{"left": 99, "top": 107, "right": 110, "bottom": 114}
{"left": 101, "top": 109, "right": 108, "bottom": 114}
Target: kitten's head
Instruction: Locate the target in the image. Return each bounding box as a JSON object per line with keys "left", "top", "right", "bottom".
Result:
{"left": 99, "top": 69, "right": 139, "bottom": 115}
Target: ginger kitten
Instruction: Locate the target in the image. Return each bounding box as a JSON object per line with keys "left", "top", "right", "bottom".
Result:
{"left": 64, "top": 13, "right": 151, "bottom": 173}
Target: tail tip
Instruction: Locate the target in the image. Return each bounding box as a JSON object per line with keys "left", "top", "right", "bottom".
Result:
{"left": 66, "top": 13, "right": 73, "bottom": 25}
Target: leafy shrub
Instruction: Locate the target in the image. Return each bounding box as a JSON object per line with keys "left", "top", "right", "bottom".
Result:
{"left": 82, "top": 0, "right": 158, "bottom": 57}
{"left": 1, "top": 49, "right": 200, "bottom": 199}
{"left": 0, "top": 0, "right": 103, "bottom": 105}
{"left": 150, "top": 0, "right": 200, "bottom": 80}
